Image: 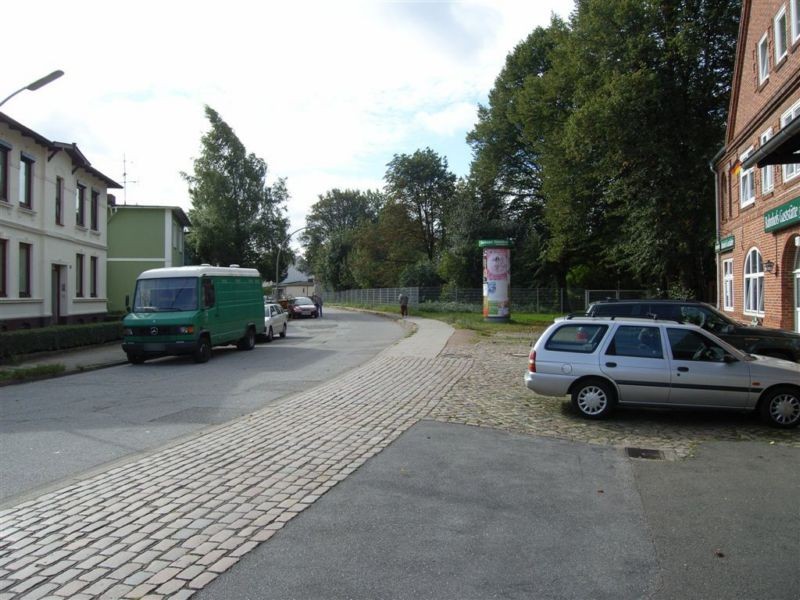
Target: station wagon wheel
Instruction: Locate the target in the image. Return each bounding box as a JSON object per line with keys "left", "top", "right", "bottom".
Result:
{"left": 193, "top": 336, "right": 212, "bottom": 363}
{"left": 759, "top": 386, "right": 800, "bottom": 428}
{"left": 279, "top": 323, "right": 287, "bottom": 338}
{"left": 571, "top": 379, "right": 615, "bottom": 419}
{"left": 265, "top": 326, "right": 274, "bottom": 343}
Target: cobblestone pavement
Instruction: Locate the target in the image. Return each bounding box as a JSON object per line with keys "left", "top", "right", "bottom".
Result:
{"left": 430, "top": 330, "right": 800, "bottom": 459}
{"left": 0, "top": 355, "right": 471, "bottom": 599}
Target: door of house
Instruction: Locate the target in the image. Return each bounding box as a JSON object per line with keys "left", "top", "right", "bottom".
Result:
{"left": 50, "top": 265, "right": 66, "bottom": 325}
{"left": 794, "top": 247, "right": 800, "bottom": 333}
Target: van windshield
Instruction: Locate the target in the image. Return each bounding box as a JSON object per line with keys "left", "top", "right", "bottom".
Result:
{"left": 133, "top": 277, "right": 198, "bottom": 312}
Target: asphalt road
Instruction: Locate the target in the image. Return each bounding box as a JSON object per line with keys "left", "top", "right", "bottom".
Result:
{"left": 0, "top": 308, "right": 404, "bottom": 506}
{"left": 199, "top": 422, "right": 799, "bottom": 600}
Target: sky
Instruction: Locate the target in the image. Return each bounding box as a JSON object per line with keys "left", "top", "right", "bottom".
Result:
{"left": 3, "top": 0, "right": 574, "bottom": 248}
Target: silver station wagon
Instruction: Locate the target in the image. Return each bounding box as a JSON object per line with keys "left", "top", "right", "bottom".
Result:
{"left": 524, "top": 317, "right": 800, "bottom": 428}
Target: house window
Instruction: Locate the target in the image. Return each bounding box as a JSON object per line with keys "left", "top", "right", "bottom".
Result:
{"left": 781, "top": 101, "right": 800, "bottom": 182}
{"left": 739, "top": 147, "right": 756, "bottom": 207}
{"left": 744, "top": 248, "right": 764, "bottom": 316}
{"left": 792, "top": 0, "right": 800, "bottom": 44}
{"left": 775, "top": 7, "right": 788, "bottom": 63}
{"left": 19, "top": 243, "right": 32, "bottom": 298}
{"left": 76, "top": 184, "right": 86, "bottom": 227}
{"left": 19, "top": 156, "right": 33, "bottom": 209}
{"left": 76, "top": 253, "right": 84, "bottom": 297}
{"left": 0, "top": 239, "right": 7, "bottom": 297}
{"left": 55, "top": 176, "right": 64, "bottom": 225}
{"left": 90, "top": 256, "right": 98, "bottom": 298}
{"left": 760, "top": 129, "right": 774, "bottom": 193}
{"left": 758, "top": 32, "right": 769, "bottom": 84}
{"left": 0, "top": 144, "right": 8, "bottom": 203}
{"left": 723, "top": 259, "right": 734, "bottom": 311}
{"left": 90, "top": 189, "right": 99, "bottom": 231}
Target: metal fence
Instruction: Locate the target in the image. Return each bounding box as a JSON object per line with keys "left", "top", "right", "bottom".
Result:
{"left": 325, "top": 287, "right": 647, "bottom": 314}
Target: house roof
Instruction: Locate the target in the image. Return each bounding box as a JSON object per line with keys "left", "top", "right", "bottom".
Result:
{"left": 114, "top": 204, "right": 191, "bottom": 227}
{"left": 280, "top": 265, "right": 314, "bottom": 285}
{"left": 0, "top": 112, "right": 122, "bottom": 189}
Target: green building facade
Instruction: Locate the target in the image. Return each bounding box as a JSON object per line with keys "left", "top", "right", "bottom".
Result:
{"left": 107, "top": 205, "right": 191, "bottom": 313}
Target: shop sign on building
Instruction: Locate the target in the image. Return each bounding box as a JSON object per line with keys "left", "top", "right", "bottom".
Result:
{"left": 714, "top": 235, "right": 735, "bottom": 253}
{"left": 764, "top": 196, "right": 800, "bottom": 232}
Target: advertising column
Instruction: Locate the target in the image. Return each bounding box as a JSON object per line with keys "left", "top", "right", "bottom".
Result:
{"left": 480, "top": 239, "right": 511, "bottom": 323}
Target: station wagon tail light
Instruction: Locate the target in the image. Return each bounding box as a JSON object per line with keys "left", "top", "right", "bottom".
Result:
{"left": 177, "top": 325, "right": 194, "bottom": 335}
{"left": 528, "top": 350, "right": 536, "bottom": 373}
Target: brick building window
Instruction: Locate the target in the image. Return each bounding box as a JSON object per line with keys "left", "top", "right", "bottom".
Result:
{"left": 758, "top": 33, "right": 769, "bottom": 84}
{"left": 19, "top": 155, "right": 33, "bottom": 209}
{"left": 775, "top": 7, "right": 788, "bottom": 62}
{"left": 19, "top": 243, "right": 32, "bottom": 298}
{"left": 739, "top": 147, "right": 756, "bottom": 207}
{"left": 723, "top": 259, "right": 734, "bottom": 311}
{"left": 781, "top": 101, "right": 800, "bottom": 182}
{"left": 76, "top": 253, "right": 84, "bottom": 298}
{"left": 744, "top": 248, "right": 764, "bottom": 316}
{"left": 760, "top": 129, "right": 774, "bottom": 193}
{"left": 792, "top": 0, "right": 800, "bottom": 44}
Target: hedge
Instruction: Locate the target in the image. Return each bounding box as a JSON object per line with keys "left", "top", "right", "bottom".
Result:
{"left": 0, "top": 322, "right": 123, "bottom": 363}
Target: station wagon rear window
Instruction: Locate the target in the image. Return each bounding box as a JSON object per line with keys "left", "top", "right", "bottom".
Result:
{"left": 545, "top": 324, "right": 608, "bottom": 353}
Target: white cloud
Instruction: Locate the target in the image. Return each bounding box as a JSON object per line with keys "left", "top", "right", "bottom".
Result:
{"left": 3, "top": 0, "right": 574, "bottom": 236}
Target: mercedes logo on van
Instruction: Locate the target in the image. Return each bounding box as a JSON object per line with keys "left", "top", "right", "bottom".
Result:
{"left": 150, "top": 327, "right": 159, "bottom": 336}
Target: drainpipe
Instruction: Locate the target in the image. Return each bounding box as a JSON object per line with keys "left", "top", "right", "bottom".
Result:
{"left": 710, "top": 147, "right": 725, "bottom": 309}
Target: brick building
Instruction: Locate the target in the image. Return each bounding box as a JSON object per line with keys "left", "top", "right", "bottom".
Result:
{"left": 715, "top": 0, "right": 800, "bottom": 333}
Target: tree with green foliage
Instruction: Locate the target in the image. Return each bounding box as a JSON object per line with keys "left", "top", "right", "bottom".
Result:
{"left": 302, "top": 189, "right": 383, "bottom": 290}
{"left": 384, "top": 148, "right": 457, "bottom": 262}
{"left": 183, "top": 106, "right": 289, "bottom": 278}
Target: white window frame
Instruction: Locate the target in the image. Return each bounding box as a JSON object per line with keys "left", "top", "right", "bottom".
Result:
{"left": 781, "top": 100, "right": 800, "bottom": 182}
{"left": 723, "top": 258, "right": 734, "bottom": 311}
{"left": 791, "top": 0, "right": 800, "bottom": 44}
{"left": 775, "top": 6, "right": 788, "bottom": 63}
{"left": 739, "top": 147, "right": 756, "bottom": 207}
{"left": 744, "top": 248, "right": 765, "bottom": 316}
{"left": 760, "top": 128, "right": 774, "bottom": 193}
{"left": 758, "top": 32, "right": 770, "bottom": 84}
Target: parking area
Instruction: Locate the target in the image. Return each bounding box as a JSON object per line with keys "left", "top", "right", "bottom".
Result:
{"left": 430, "top": 330, "right": 800, "bottom": 459}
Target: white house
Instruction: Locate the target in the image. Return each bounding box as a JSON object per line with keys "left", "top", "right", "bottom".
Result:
{"left": 0, "top": 112, "right": 121, "bottom": 330}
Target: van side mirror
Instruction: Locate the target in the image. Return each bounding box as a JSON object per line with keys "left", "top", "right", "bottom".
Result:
{"left": 125, "top": 295, "right": 130, "bottom": 313}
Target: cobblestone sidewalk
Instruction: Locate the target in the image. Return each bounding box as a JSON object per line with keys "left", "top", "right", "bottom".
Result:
{"left": 431, "top": 331, "right": 800, "bottom": 458}
{"left": 0, "top": 355, "right": 471, "bottom": 600}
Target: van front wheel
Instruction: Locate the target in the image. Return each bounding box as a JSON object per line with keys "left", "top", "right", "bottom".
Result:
{"left": 194, "top": 337, "right": 212, "bottom": 363}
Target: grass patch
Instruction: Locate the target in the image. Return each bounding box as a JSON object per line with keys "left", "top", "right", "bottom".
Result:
{"left": 0, "top": 364, "right": 66, "bottom": 383}
{"left": 334, "top": 302, "right": 558, "bottom": 334}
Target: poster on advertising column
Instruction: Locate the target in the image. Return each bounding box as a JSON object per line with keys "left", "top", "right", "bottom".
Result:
{"left": 479, "top": 240, "right": 511, "bottom": 322}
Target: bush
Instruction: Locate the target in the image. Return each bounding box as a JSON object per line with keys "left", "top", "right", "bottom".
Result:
{"left": 0, "top": 322, "right": 123, "bottom": 363}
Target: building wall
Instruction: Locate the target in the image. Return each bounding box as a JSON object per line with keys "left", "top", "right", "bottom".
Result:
{"left": 106, "top": 207, "right": 187, "bottom": 313}
{"left": 717, "top": 0, "right": 800, "bottom": 333}
{"left": 0, "top": 122, "right": 112, "bottom": 330}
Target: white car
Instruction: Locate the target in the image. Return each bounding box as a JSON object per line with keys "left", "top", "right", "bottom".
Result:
{"left": 263, "top": 302, "right": 288, "bottom": 342}
{"left": 525, "top": 317, "right": 800, "bottom": 428}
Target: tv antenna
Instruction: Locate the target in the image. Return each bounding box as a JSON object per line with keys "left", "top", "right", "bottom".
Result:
{"left": 122, "top": 154, "right": 138, "bottom": 205}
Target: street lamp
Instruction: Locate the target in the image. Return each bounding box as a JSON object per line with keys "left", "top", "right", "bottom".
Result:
{"left": 274, "top": 226, "right": 307, "bottom": 300}
{"left": 0, "top": 70, "right": 65, "bottom": 108}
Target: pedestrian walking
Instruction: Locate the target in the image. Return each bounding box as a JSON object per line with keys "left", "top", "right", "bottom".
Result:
{"left": 398, "top": 292, "right": 409, "bottom": 318}
{"left": 317, "top": 294, "right": 323, "bottom": 318}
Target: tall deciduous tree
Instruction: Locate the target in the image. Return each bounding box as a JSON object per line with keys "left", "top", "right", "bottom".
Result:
{"left": 384, "top": 148, "right": 457, "bottom": 262}
{"left": 184, "top": 106, "right": 289, "bottom": 278}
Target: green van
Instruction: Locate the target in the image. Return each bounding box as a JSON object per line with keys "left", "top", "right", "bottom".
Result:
{"left": 122, "top": 266, "right": 266, "bottom": 364}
